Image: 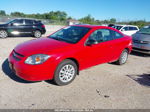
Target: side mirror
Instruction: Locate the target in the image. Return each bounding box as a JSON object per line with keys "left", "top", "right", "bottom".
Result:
{"left": 86, "top": 39, "right": 98, "bottom": 46}
{"left": 9, "top": 23, "right": 14, "bottom": 26}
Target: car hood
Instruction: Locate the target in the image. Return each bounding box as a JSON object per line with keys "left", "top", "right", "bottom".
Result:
{"left": 0, "top": 24, "right": 7, "bottom": 27}
{"left": 14, "top": 38, "right": 71, "bottom": 56}
{"left": 132, "top": 32, "right": 150, "bottom": 41}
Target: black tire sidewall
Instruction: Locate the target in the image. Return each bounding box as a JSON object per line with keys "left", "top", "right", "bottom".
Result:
{"left": 54, "top": 59, "right": 77, "bottom": 86}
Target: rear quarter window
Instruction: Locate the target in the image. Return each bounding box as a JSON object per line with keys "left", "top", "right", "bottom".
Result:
{"left": 34, "top": 20, "right": 42, "bottom": 24}
{"left": 113, "top": 31, "right": 124, "bottom": 39}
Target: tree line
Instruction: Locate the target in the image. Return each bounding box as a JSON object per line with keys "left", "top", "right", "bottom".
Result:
{"left": 0, "top": 10, "right": 68, "bottom": 20}
{"left": 79, "top": 15, "right": 150, "bottom": 28}
{"left": 0, "top": 10, "right": 149, "bottom": 28}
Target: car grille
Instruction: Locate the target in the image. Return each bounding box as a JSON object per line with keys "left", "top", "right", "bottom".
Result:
{"left": 133, "top": 39, "right": 149, "bottom": 44}
{"left": 12, "top": 50, "right": 24, "bottom": 61}
{"left": 133, "top": 47, "right": 150, "bottom": 52}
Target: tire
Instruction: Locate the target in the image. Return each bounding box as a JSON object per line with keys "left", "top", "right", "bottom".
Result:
{"left": 116, "top": 49, "right": 129, "bottom": 65}
{"left": 0, "top": 30, "right": 8, "bottom": 38}
{"left": 33, "top": 30, "right": 42, "bottom": 38}
{"left": 54, "top": 59, "right": 77, "bottom": 86}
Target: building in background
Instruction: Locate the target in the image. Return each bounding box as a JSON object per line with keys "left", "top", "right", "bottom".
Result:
{"left": 67, "top": 19, "right": 80, "bottom": 25}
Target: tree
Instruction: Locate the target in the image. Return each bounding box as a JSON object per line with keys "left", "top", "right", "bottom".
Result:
{"left": 79, "top": 14, "right": 96, "bottom": 24}
{"left": 10, "top": 12, "right": 25, "bottom": 17}
{"left": 67, "top": 16, "right": 73, "bottom": 20}
{"left": 110, "top": 18, "right": 116, "bottom": 24}
{"left": 0, "top": 10, "right": 6, "bottom": 16}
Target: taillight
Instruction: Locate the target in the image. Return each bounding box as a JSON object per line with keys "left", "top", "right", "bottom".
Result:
{"left": 41, "top": 25, "right": 45, "bottom": 28}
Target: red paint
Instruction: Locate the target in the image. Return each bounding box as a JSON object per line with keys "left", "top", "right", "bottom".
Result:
{"left": 41, "top": 25, "right": 45, "bottom": 28}
{"left": 8, "top": 25, "right": 132, "bottom": 81}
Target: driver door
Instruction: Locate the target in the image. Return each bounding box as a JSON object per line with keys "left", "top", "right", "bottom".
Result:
{"left": 79, "top": 28, "right": 114, "bottom": 69}
{"left": 7, "top": 19, "right": 25, "bottom": 35}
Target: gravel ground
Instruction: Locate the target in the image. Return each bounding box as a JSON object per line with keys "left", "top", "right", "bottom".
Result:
{"left": 0, "top": 25, "right": 150, "bottom": 109}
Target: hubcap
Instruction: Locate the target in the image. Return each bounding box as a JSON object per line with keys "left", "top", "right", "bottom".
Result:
{"left": 59, "top": 64, "right": 75, "bottom": 83}
{"left": 0, "top": 30, "right": 7, "bottom": 38}
{"left": 121, "top": 51, "right": 128, "bottom": 64}
{"left": 35, "top": 31, "right": 41, "bottom": 38}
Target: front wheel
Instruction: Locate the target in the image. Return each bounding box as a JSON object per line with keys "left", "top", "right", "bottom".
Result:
{"left": 116, "top": 49, "right": 129, "bottom": 65}
{"left": 33, "top": 30, "right": 42, "bottom": 38}
{"left": 54, "top": 59, "right": 77, "bottom": 86}
{"left": 0, "top": 30, "right": 8, "bottom": 38}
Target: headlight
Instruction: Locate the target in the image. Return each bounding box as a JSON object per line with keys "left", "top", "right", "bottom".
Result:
{"left": 25, "top": 54, "right": 50, "bottom": 65}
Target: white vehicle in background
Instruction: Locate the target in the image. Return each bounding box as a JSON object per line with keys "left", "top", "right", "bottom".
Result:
{"left": 113, "top": 25, "right": 139, "bottom": 36}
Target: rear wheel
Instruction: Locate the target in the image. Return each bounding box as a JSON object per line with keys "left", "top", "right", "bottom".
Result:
{"left": 54, "top": 59, "right": 77, "bottom": 86}
{"left": 33, "top": 30, "right": 42, "bottom": 38}
{"left": 0, "top": 30, "right": 8, "bottom": 38}
{"left": 116, "top": 49, "right": 129, "bottom": 65}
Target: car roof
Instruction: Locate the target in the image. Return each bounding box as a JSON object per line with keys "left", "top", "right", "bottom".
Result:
{"left": 115, "top": 25, "right": 138, "bottom": 27}
{"left": 72, "top": 24, "right": 111, "bottom": 29}
{"left": 15, "top": 18, "right": 37, "bottom": 21}
{"left": 69, "top": 24, "right": 126, "bottom": 36}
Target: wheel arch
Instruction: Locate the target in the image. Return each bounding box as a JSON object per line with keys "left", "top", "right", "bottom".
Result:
{"left": 65, "top": 58, "right": 80, "bottom": 75}
{"left": 125, "top": 47, "right": 130, "bottom": 53}
{"left": 33, "top": 29, "right": 42, "bottom": 33}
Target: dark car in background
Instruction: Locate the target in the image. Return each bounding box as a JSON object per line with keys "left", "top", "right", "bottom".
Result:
{"left": 0, "top": 19, "right": 46, "bottom": 38}
{"left": 132, "top": 25, "right": 150, "bottom": 54}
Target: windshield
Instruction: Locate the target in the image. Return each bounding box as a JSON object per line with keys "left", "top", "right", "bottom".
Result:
{"left": 48, "top": 26, "right": 91, "bottom": 44}
{"left": 114, "top": 26, "right": 123, "bottom": 30}
{"left": 139, "top": 26, "right": 150, "bottom": 35}
{"left": 6, "top": 19, "right": 15, "bottom": 24}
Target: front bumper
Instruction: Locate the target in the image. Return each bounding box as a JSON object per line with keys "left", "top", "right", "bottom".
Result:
{"left": 132, "top": 43, "right": 150, "bottom": 54}
{"left": 8, "top": 52, "right": 57, "bottom": 81}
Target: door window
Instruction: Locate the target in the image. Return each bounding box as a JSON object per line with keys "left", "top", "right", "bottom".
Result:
{"left": 129, "top": 27, "right": 138, "bottom": 31}
{"left": 122, "top": 27, "right": 129, "bottom": 31}
{"left": 25, "top": 20, "right": 33, "bottom": 25}
{"left": 12, "top": 19, "right": 24, "bottom": 26}
{"left": 88, "top": 29, "right": 113, "bottom": 43}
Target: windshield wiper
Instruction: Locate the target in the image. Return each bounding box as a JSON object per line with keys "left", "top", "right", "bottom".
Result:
{"left": 50, "top": 36, "right": 60, "bottom": 40}
{"left": 50, "top": 36, "right": 69, "bottom": 43}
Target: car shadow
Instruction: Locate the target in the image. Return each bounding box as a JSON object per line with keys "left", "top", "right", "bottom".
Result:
{"left": 45, "top": 80, "right": 57, "bottom": 85}
{"left": 2, "top": 59, "right": 38, "bottom": 84}
{"left": 127, "top": 73, "right": 150, "bottom": 87}
{"left": 130, "top": 51, "right": 150, "bottom": 57}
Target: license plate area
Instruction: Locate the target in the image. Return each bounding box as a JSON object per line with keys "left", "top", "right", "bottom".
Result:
{"left": 133, "top": 43, "right": 143, "bottom": 49}
{"left": 9, "top": 62, "right": 13, "bottom": 70}
{"left": 9, "top": 62, "right": 16, "bottom": 73}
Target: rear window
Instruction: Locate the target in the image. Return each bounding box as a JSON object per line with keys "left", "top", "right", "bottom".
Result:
{"left": 139, "top": 26, "right": 150, "bottom": 35}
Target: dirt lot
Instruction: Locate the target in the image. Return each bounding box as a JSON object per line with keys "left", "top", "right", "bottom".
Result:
{"left": 0, "top": 25, "right": 150, "bottom": 109}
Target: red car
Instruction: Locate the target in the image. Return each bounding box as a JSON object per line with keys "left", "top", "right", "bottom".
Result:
{"left": 8, "top": 25, "right": 132, "bottom": 86}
